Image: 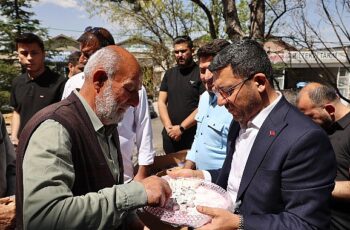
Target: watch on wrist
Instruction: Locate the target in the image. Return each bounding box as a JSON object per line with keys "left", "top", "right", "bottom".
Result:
{"left": 179, "top": 125, "right": 185, "bottom": 133}
{"left": 238, "top": 215, "right": 244, "bottom": 229}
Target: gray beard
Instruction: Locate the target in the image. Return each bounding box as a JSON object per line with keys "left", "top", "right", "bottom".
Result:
{"left": 95, "top": 82, "right": 124, "bottom": 125}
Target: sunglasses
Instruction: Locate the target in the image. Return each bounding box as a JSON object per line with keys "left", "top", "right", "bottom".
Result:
{"left": 84, "top": 26, "right": 114, "bottom": 47}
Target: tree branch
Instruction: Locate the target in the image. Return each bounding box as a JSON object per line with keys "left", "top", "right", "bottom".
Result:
{"left": 190, "top": 0, "right": 217, "bottom": 39}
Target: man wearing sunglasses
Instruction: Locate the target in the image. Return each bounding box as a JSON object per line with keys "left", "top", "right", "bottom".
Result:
{"left": 183, "top": 39, "right": 233, "bottom": 170}
{"left": 62, "top": 27, "right": 156, "bottom": 183}
{"left": 62, "top": 27, "right": 115, "bottom": 99}
{"left": 169, "top": 39, "right": 336, "bottom": 229}
{"left": 158, "top": 35, "right": 205, "bottom": 154}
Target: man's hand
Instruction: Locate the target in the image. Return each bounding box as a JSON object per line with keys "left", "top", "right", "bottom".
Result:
{"left": 140, "top": 176, "right": 172, "bottom": 207}
{"left": 183, "top": 160, "right": 196, "bottom": 169}
{"left": 196, "top": 206, "right": 239, "bottom": 230}
{"left": 0, "top": 197, "right": 15, "bottom": 205}
{"left": 167, "top": 125, "right": 182, "bottom": 141}
{"left": 165, "top": 125, "right": 173, "bottom": 135}
{"left": 0, "top": 197, "right": 16, "bottom": 230}
{"left": 167, "top": 168, "right": 204, "bottom": 179}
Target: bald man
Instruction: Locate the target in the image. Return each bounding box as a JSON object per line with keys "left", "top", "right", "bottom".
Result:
{"left": 16, "top": 46, "right": 171, "bottom": 230}
{"left": 297, "top": 82, "right": 350, "bottom": 230}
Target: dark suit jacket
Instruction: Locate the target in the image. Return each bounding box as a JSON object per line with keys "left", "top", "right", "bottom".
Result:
{"left": 210, "top": 96, "right": 336, "bottom": 230}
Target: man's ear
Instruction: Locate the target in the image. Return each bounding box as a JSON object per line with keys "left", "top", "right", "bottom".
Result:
{"left": 324, "top": 104, "right": 335, "bottom": 116}
{"left": 92, "top": 69, "right": 108, "bottom": 91}
{"left": 253, "top": 73, "right": 267, "bottom": 92}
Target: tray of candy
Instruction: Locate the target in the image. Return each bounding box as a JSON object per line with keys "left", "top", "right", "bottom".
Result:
{"left": 144, "top": 176, "right": 233, "bottom": 228}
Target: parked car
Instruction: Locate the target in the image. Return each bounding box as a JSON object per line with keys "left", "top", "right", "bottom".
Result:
{"left": 148, "top": 99, "right": 158, "bottom": 119}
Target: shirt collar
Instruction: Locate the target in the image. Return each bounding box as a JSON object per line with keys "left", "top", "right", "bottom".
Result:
{"left": 74, "top": 90, "right": 105, "bottom": 133}
{"left": 247, "top": 91, "right": 282, "bottom": 129}
{"left": 25, "top": 67, "right": 47, "bottom": 83}
{"left": 333, "top": 113, "right": 350, "bottom": 129}
{"left": 209, "top": 92, "right": 217, "bottom": 105}
{"left": 72, "top": 71, "right": 85, "bottom": 80}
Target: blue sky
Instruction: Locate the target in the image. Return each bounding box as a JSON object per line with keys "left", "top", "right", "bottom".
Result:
{"left": 32, "top": 0, "right": 121, "bottom": 40}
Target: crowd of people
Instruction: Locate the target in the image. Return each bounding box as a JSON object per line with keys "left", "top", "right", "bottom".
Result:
{"left": 0, "top": 27, "right": 349, "bottom": 230}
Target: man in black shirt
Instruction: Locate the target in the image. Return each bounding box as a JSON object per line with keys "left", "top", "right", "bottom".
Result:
{"left": 297, "top": 82, "right": 350, "bottom": 230}
{"left": 158, "top": 35, "right": 205, "bottom": 154}
{"left": 10, "top": 33, "right": 66, "bottom": 145}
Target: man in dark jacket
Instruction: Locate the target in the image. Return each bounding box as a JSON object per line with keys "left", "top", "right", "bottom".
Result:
{"left": 169, "top": 39, "right": 336, "bottom": 230}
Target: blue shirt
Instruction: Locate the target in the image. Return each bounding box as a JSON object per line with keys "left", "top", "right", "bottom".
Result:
{"left": 186, "top": 91, "right": 233, "bottom": 170}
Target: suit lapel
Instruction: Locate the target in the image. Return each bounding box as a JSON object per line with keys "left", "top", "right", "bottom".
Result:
{"left": 236, "top": 97, "right": 289, "bottom": 200}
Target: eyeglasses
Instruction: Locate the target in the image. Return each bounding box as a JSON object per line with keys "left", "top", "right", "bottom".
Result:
{"left": 213, "top": 76, "right": 252, "bottom": 101}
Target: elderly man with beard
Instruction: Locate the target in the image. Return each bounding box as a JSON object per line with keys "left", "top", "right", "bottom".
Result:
{"left": 16, "top": 46, "right": 171, "bottom": 230}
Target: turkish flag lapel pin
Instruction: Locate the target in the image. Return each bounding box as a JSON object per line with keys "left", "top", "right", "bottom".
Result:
{"left": 269, "top": 130, "right": 276, "bottom": 137}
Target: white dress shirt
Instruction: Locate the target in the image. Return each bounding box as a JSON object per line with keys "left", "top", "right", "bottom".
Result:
{"left": 118, "top": 86, "right": 156, "bottom": 182}
{"left": 61, "top": 72, "right": 85, "bottom": 99}
{"left": 227, "top": 92, "right": 282, "bottom": 203}
{"left": 60, "top": 72, "right": 155, "bottom": 182}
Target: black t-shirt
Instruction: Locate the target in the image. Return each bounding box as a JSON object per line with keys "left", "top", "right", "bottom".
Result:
{"left": 160, "top": 62, "right": 205, "bottom": 125}
{"left": 10, "top": 67, "right": 67, "bottom": 135}
{"left": 327, "top": 112, "right": 350, "bottom": 230}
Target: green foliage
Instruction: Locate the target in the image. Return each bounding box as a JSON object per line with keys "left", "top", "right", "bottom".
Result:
{"left": 0, "top": 0, "right": 48, "bottom": 54}
{"left": 0, "top": 60, "right": 20, "bottom": 91}
{"left": 85, "top": 0, "right": 224, "bottom": 69}
{"left": 0, "top": 0, "right": 48, "bottom": 106}
{"left": 237, "top": 0, "right": 250, "bottom": 34}
{"left": 142, "top": 66, "right": 154, "bottom": 99}
{"left": 0, "top": 91, "right": 11, "bottom": 107}
{"left": 0, "top": 59, "right": 20, "bottom": 107}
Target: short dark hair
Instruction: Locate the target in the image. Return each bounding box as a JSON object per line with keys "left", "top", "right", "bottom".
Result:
{"left": 15, "top": 33, "right": 44, "bottom": 51}
{"left": 308, "top": 84, "right": 338, "bottom": 107}
{"left": 173, "top": 35, "right": 193, "bottom": 49}
{"left": 197, "top": 39, "right": 230, "bottom": 59}
{"left": 67, "top": 51, "right": 81, "bottom": 65}
{"left": 208, "top": 39, "right": 273, "bottom": 80}
{"left": 78, "top": 27, "right": 115, "bottom": 48}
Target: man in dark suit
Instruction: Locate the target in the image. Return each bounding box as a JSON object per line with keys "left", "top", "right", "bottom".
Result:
{"left": 169, "top": 39, "right": 336, "bottom": 229}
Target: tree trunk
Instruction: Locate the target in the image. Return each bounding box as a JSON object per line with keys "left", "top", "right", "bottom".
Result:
{"left": 222, "top": 0, "right": 244, "bottom": 40}
{"left": 249, "top": 0, "right": 265, "bottom": 40}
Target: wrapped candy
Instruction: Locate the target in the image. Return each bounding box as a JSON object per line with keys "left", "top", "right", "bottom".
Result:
{"left": 144, "top": 176, "right": 233, "bottom": 228}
